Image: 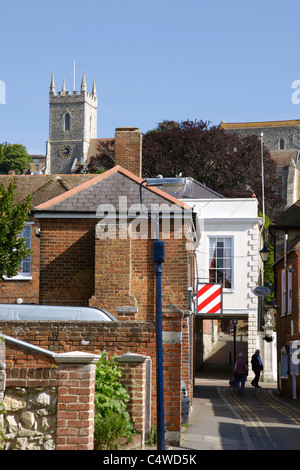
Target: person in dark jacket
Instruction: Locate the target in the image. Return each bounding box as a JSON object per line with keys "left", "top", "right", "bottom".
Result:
{"left": 251, "top": 349, "right": 263, "bottom": 388}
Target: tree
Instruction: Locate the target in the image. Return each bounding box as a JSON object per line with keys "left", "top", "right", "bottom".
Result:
{"left": 142, "top": 120, "right": 282, "bottom": 217}
{"left": 0, "top": 178, "right": 32, "bottom": 279}
{"left": 88, "top": 140, "right": 115, "bottom": 174}
{"left": 0, "top": 143, "right": 32, "bottom": 174}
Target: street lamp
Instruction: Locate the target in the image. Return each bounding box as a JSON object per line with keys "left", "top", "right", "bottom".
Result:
{"left": 258, "top": 242, "right": 270, "bottom": 329}
{"left": 259, "top": 243, "right": 270, "bottom": 265}
{"left": 139, "top": 177, "right": 185, "bottom": 451}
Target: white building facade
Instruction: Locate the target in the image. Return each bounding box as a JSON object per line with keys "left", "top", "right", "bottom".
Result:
{"left": 185, "top": 196, "right": 265, "bottom": 374}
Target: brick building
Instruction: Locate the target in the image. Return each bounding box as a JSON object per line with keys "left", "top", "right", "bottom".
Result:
{"left": 270, "top": 199, "right": 300, "bottom": 399}
{"left": 0, "top": 127, "right": 196, "bottom": 445}
{"left": 0, "top": 128, "right": 196, "bottom": 320}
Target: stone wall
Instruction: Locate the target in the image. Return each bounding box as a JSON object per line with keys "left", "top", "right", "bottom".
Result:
{"left": 4, "top": 385, "right": 57, "bottom": 450}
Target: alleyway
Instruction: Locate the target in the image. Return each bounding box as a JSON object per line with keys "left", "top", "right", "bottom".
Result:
{"left": 180, "top": 336, "right": 300, "bottom": 450}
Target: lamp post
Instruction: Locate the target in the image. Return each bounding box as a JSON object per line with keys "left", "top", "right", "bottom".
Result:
{"left": 259, "top": 242, "right": 270, "bottom": 328}
{"left": 139, "top": 177, "right": 185, "bottom": 451}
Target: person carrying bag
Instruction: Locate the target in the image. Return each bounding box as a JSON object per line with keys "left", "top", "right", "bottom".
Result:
{"left": 233, "top": 353, "right": 248, "bottom": 394}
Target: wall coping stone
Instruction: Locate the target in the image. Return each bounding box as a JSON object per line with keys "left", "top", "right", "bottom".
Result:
{"left": 53, "top": 351, "right": 100, "bottom": 364}
{"left": 115, "top": 352, "right": 150, "bottom": 363}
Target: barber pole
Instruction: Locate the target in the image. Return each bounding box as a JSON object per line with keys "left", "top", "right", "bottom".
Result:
{"left": 198, "top": 283, "right": 222, "bottom": 314}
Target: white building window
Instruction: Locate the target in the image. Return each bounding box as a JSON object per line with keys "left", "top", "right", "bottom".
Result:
{"left": 19, "top": 225, "right": 31, "bottom": 276}
{"left": 209, "top": 237, "right": 232, "bottom": 289}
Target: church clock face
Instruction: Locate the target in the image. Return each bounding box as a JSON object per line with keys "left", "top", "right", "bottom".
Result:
{"left": 59, "top": 144, "right": 73, "bottom": 159}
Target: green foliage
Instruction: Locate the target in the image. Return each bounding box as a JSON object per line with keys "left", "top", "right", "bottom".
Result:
{"left": 94, "top": 353, "right": 135, "bottom": 450}
{"left": 145, "top": 426, "right": 157, "bottom": 447}
{"left": 259, "top": 212, "right": 274, "bottom": 305}
{"left": 0, "top": 178, "right": 32, "bottom": 279}
{"left": 0, "top": 143, "right": 32, "bottom": 175}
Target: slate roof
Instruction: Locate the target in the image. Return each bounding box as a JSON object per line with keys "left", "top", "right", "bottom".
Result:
{"left": 33, "top": 166, "right": 192, "bottom": 214}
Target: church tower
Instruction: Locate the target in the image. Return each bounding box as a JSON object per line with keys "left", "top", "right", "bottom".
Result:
{"left": 45, "top": 71, "right": 97, "bottom": 174}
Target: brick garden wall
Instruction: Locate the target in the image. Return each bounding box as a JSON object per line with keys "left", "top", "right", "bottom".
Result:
{"left": 1, "top": 304, "right": 193, "bottom": 446}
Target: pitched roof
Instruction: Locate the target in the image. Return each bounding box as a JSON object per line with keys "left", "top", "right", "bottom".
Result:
{"left": 272, "top": 199, "right": 300, "bottom": 228}
{"left": 270, "top": 150, "right": 299, "bottom": 167}
{"left": 33, "top": 166, "right": 192, "bottom": 213}
{"left": 0, "top": 174, "right": 97, "bottom": 207}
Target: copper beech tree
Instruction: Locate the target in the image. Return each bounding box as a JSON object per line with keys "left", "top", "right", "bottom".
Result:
{"left": 82, "top": 119, "right": 282, "bottom": 218}
{"left": 142, "top": 120, "right": 282, "bottom": 217}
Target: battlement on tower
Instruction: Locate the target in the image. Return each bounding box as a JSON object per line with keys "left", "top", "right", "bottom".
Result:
{"left": 49, "top": 72, "right": 97, "bottom": 107}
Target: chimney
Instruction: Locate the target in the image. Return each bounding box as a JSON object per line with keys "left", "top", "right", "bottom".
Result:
{"left": 114, "top": 127, "right": 142, "bottom": 177}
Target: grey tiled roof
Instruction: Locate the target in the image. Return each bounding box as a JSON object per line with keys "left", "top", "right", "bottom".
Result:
{"left": 33, "top": 167, "right": 191, "bottom": 214}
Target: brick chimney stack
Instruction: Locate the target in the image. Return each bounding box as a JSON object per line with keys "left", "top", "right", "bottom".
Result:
{"left": 114, "top": 127, "right": 142, "bottom": 177}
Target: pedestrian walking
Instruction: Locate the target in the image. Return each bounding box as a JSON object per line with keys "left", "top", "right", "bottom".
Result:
{"left": 233, "top": 353, "right": 248, "bottom": 394}
{"left": 251, "top": 349, "right": 263, "bottom": 388}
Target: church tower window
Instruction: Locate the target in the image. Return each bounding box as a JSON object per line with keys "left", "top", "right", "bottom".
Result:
{"left": 64, "top": 113, "right": 71, "bottom": 131}
{"left": 279, "top": 138, "right": 285, "bottom": 150}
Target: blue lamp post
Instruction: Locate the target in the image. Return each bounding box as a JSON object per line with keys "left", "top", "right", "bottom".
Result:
{"left": 139, "top": 177, "right": 185, "bottom": 451}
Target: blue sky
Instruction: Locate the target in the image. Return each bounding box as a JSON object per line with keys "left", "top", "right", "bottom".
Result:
{"left": 0, "top": 0, "right": 299, "bottom": 155}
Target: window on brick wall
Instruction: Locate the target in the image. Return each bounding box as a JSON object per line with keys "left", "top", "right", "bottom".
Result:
{"left": 209, "top": 237, "right": 233, "bottom": 289}
{"left": 287, "top": 268, "right": 293, "bottom": 314}
{"left": 19, "top": 225, "right": 31, "bottom": 276}
{"left": 281, "top": 269, "right": 286, "bottom": 315}
{"left": 4, "top": 224, "right": 32, "bottom": 280}
{"left": 281, "top": 347, "right": 288, "bottom": 377}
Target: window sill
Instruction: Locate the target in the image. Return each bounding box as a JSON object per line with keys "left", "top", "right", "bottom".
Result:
{"left": 3, "top": 275, "right": 32, "bottom": 281}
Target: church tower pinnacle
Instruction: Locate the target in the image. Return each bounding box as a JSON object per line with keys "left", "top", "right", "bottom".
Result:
{"left": 50, "top": 72, "right": 55, "bottom": 95}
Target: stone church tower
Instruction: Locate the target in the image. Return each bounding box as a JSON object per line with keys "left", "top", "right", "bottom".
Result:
{"left": 45, "top": 72, "right": 97, "bottom": 174}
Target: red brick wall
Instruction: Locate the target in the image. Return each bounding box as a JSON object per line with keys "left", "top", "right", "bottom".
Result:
{"left": 39, "top": 218, "right": 96, "bottom": 306}
{"left": 38, "top": 216, "right": 192, "bottom": 321}
{"left": 276, "top": 246, "right": 300, "bottom": 399}
{"left": 1, "top": 306, "right": 188, "bottom": 442}
{"left": 114, "top": 128, "right": 142, "bottom": 177}
{"left": 56, "top": 363, "right": 96, "bottom": 450}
